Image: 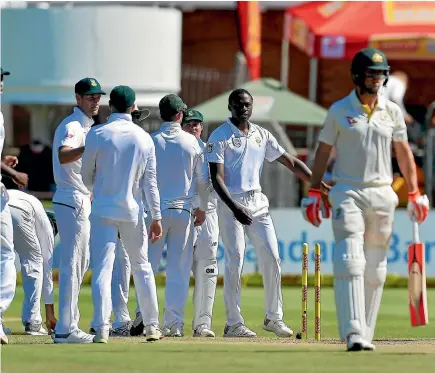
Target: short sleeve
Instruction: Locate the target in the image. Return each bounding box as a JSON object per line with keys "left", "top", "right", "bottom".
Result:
{"left": 265, "top": 131, "right": 285, "bottom": 162}
{"left": 60, "top": 121, "right": 82, "bottom": 148}
{"left": 390, "top": 103, "right": 408, "bottom": 142}
{"left": 317, "top": 109, "right": 338, "bottom": 146}
{"left": 206, "top": 130, "right": 226, "bottom": 164}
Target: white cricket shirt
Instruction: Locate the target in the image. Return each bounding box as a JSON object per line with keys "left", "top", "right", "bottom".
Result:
{"left": 152, "top": 122, "right": 210, "bottom": 211}
{"left": 192, "top": 138, "right": 217, "bottom": 211}
{"left": 81, "top": 113, "right": 161, "bottom": 223}
{"left": 206, "top": 119, "right": 285, "bottom": 194}
{"left": 52, "top": 107, "right": 93, "bottom": 202}
{"left": 7, "top": 189, "right": 55, "bottom": 304}
{"left": 318, "top": 90, "right": 408, "bottom": 187}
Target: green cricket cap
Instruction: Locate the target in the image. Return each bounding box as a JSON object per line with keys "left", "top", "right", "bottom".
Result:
{"left": 110, "top": 85, "right": 136, "bottom": 111}
{"left": 183, "top": 109, "right": 204, "bottom": 124}
{"left": 75, "top": 77, "right": 106, "bottom": 95}
{"left": 351, "top": 48, "right": 390, "bottom": 72}
{"left": 1, "top": 68, "right": 10, "bottom": 76}
{"left": 159, "top": 94, "right": 187, "bottom": 118}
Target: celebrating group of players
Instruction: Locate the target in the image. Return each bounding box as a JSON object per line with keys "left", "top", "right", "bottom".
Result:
{"left": 0, "top": 47, "right": 430, "bottom": 351}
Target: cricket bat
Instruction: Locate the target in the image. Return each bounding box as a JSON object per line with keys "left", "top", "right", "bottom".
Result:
{"left": 408, "top": 221, "right": 429, "bottom": 327}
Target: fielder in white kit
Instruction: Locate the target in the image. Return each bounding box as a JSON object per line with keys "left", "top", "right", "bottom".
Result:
{"left": 182, "top": 109, "right": 219, "bottom": 338}
{"left": 302, "top": 48, "right": 429, "bottom": 351}
{"left": 207, "top": 89, "right": 315, "bottom": 338}
{"left": 0, "top": 68, "right": 29, "bottom": 344}
{"left": 7, "top": 189, "right": 57, "bottom": 335}
{"left": 52, "top": 77, "right": 106, "bottom": 344}
{"left": 81, "top": 86, "right": 163, "bottom": 343}
{"left": 148, "top": 94, "right": 210, "bottom": 337}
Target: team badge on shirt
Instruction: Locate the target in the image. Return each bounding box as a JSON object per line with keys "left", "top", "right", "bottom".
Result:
{"left": 346, "top": 116, "right": 357, "bottom": 126}
{"left": 380, "top": 112, "right": 388, "bottom": 121}
{"left": 255, "top": 137, "right": 261, "bottom": 146}
{"left": 206, "top": 142, "right": 214, "bottom": 153}
{"left": 65, "top": 133, "right": 74, "bottom": 139}
{"left": 232, "top": 137, "right": 242, "bottom": 147}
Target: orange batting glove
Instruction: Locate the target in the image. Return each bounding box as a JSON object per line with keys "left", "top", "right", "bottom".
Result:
{"left": 407, "top": 190, "right": 429, "bottom": 224}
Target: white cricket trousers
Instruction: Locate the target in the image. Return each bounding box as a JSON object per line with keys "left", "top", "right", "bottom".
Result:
{"left": 90, "top": 213, "right": 159, "bottom": 331}
{"left": 0, "top": 190, "right": 16, "bottom": 323}
{"left": 10, "top": 202, "right": 54, "bottom": 326}
{"left": 148, "top": 208, "right": 194, "bottom": 327}
{"left": 218, "top": 191, "right": 283, "bottom": 326}
{"left": 328, "top": 183, "right": 398, "bottom": 342}
{"left": 53, "top": 193, "right": 91, "bottom": 334}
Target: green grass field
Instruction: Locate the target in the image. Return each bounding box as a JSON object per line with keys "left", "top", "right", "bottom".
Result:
{"left": 1, "top": 287, "right": 435, "bottom": 373}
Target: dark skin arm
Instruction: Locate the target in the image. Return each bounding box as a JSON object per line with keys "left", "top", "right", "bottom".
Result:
{"left": 58, "top": 146, "right": 85, "bottom": 164}
{"left": 209, "top": 162, "right": 253, "bottom": 225}
{"left": 1, "top": 162, "right": 28, "bottom": 189}
{"left": 276, "top": 152, "right": 312, "bottom": 183}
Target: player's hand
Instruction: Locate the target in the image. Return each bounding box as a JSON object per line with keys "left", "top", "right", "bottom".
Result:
{"left": 407, "top": 190, "right": 429, "bottom": 223}
{"left": 46, "top": 316, "right": 58, "bottom": 335}
{"left": 12, "top": 172, "right": 28, "bottom": 189}
{"left": 232, "top": 204, "right": 253, "bottom": 225}
{"left": 149, "top": 219, "right": 163, "bottom": 243}
{"left": 193, "top": 208, "right": 206, "bottom": 227}
{"left": 2, "top": 155, "right": 18, "bottom": 168}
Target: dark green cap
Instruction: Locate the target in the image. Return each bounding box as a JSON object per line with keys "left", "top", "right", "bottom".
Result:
{"left": 75, "top": 77, "right": 106, "bottom": 95}
{"left": 351, "top": 48, "right": 390, "bottom": 73}
{"left": 159, "top": 94, "right": 187, "bottom": 118}
{"left": 183, "top": 109, "right": 203, "bottom": 124}
{"left": 110, "top": 85, "right": 136, "bottom": 111}
{"left": 1, "top": 68, "right": 10, "bottom": 76}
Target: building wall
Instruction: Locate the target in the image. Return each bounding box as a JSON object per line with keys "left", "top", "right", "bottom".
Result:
{"left": 182, "top": 9, "right": 435, "bottom": 110}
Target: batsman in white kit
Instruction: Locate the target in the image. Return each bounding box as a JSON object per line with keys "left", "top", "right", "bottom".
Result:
{"left": 81, "top": 86, "right": 163, "bottom": 343}
{"left": 52, "top": 77, "right": 106, "bottom": 343}
{"left": 302, "top": 48, "right": 429, "bottom": 351}
{"left": 7, "top": 189, "right": 57, "bottom": 335}
{"left": 0, "top": 67, "right": 29, "bottom": 344}
{"left": 148, "top": 94, "right": 210, "bottom": 337}
{"left": 207, "top": 89, "right": 315, "bottom": 338}
{"left": 182, "top": 109, "right": 219, "bottom": 337}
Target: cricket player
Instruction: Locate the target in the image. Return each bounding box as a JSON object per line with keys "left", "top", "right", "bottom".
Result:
{"left": 206, "top": 89, "right": 315, "bottom": 338}
{"left": 52, "top": 77, "right": 106, "bottom": 344}
{"left": 81, "top": 86, "right": 163, "bottom": 343}
{"left": 301, "top": 48, "right": 429, "bottom": 351}
{"left": 182, "top": 109, "right": 219, "bottom": 337}
{"left": 148, "top": 94, "right": 210, "bottom": 337}
{"left": 0, "top": 68, "right": 29, "bottom": 344}
{"left": 8, "top": 189, "right": 57, "bottom": 335}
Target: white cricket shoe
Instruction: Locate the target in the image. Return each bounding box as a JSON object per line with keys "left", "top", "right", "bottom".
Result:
{"left": 263, "top": 318, "right": 293, "bottom": 338}
{"left": 346, "top": 333, "right": 375, "bottom": 351}
{"left": 145, "top": 325, "right": 161, "bottom": 342}
{"left": 162, "top": 323, "right": 184, "bottom": 337}
{"left": 52, "top": 329, "right": 95, "bottom": 344}
{"left": 193, "top": 324, "right": 215, "bottom": 337}
{"left": 0, "top": 324, "right": 9, "bottom": 345}
{"left": 24, "top": 322, "right": 48, "bottom": 336}
{"left": 223, "top": 323, "right": 257, "bottom": 338}
{"left": 94, "top": 329, "right": 109, "bottom": 344}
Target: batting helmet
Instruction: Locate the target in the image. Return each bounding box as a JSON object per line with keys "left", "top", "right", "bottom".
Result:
{"left": 351, "top": 48, "right": 390, "bottom": 87}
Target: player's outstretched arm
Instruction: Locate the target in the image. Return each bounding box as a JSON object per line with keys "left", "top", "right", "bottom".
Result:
{"left": 209, "top": 162, "right": 252, "bottom": 225}
{"left": 1, "top": 161, "right": 28, "bottom": 188}
{"left": 276, "top": 153, "right": 312, "bottom": 183}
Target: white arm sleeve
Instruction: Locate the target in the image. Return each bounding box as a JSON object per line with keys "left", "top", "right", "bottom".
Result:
{"left": 80, "top": 129, "right": 98, "bottom": 192}
{"left": 142, "top": 142, "right": 162, "bottom": 220}
{"left": 60, "top": 121, "right": 83, "bottom": 149}
{"left": 194, "top": 148, "right": 211, "bottom": 211}
{"left": 317, "top": 109, "right": 338, "bottom": 146}
{"left": 34, "top": 202, "right": 55, "bottom": 305}
{"left": 389, "top": 102, "right": 408, "bottom": 142}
